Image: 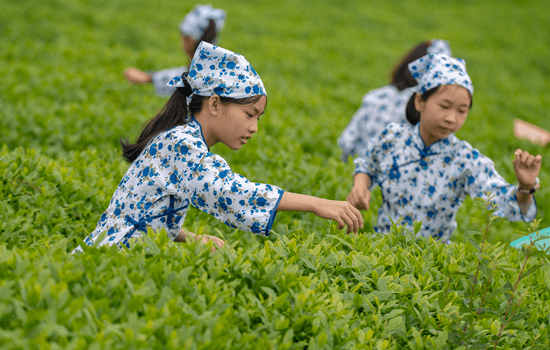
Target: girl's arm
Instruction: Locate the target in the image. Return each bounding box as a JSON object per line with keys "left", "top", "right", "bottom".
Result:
{"left": 123, "top": 68, "right": 153, "bottom": 84}
{"left": 346, "top": 172, "right": 372, "bottom": 210}
{"left": 278, "top": 192, "right": 363, "bottom": 233}
{"left": 513, "top": 149, "right": 542, "bottom": 215}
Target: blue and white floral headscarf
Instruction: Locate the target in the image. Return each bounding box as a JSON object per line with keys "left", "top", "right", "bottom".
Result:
{"left": 167, "top": 41, "right": 266, "bottom": 104}
{"left": 179, "top": 4, "right": 226, "bottom": 42}
{"left": 427, "top": 39, "right": 452, "bottom": 56}
{"left": 408, "top": 53, "right": 473, "bottom": 95}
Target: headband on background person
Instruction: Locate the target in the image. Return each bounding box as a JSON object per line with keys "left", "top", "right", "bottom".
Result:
{"left": 427, "top": 39, "right": 452, "bottom": 56}
{"left": 408, "top": 53, "right": 473, "bottom": 95}
{"left": 179, "top": 4, "right": 226, "bottom": 42}
{"left": 167, "top": 41, "right": 266, "bottom": 106}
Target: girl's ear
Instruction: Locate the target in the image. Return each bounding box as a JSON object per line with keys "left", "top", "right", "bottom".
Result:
{"left": 414, "top": 93, "right": 425, "bottom": 114}
{"left": 208, "top": 95, "right": 221, "bottom": 116}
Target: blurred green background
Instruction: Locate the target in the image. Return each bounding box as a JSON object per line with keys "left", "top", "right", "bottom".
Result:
{"left": 1, "top": 0, "right": 549, "bottom": 248}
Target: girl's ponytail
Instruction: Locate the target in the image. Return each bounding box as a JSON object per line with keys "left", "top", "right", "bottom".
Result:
{"left": 120, "top": 74, "right": 193, "bottom": 163}
{"left": 192, "top": 19, "right": 217, "bottom": 55}
{"left": 390, "top": 41, "right": 430, "bottom": 91}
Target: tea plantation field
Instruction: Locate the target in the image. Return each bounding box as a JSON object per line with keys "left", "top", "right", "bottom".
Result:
{"left": 1, "top": 0, "right": 549, "bottom": 348}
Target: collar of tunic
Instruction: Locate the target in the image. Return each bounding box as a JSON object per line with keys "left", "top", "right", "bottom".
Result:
{"left": 187, "top": 116, "right": 210, "bottom": 152}
{"left": 409, "top": 123, "right": 457, "bottom": 157}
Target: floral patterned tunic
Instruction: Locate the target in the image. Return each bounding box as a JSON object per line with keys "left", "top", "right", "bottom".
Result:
{"left": 75, "top": 118, "right": 284, "bottom": 251}
{"left": 151, "top": 66, "right": 189, "bottom": 96}
{"left": 338, "top": 85, "right": 415, "bottom": 161}
{"left": 354, "top": 122, "right": 537, "bottom": 242}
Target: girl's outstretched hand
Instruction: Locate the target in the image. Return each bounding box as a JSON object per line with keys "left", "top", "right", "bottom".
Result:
{"left": 513, "top": 149, "right": 542, "bottom": 188}
{"left": 346, "top": 173, "right": 372, "bottom": 210}
{"left": 311, "top": 198, "right": 364, "bottom": 233}
{"left": 277, "top": 192, "right": 363, "bottom": 233}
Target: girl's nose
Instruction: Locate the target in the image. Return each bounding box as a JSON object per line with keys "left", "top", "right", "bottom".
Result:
{"left": 444, "top": 111, "right": 457, "bottom": 124}
{"left": 250, "top": 120, "right": 258, "bottom": 134}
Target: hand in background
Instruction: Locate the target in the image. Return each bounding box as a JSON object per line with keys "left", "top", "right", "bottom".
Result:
{"left": 513, "top": 149, "right": 542, "bottom": 188}
{"left": 175, "top": 230, "right": 225, "bottom": 252}
{"left": 346, "top": 173, "right": 372, "bottom": 210}
{"left": 196, "top": 234, "right": 225, "bottom": 252}
{"left": 124, "top": 68, "right": 153, "bottom": 84}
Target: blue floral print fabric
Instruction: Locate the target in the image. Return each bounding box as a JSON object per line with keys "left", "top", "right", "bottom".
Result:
{"left": 338, "top": 40, "right": 452, "bottom": 161}
{"left": 409, "top": 53, "right": 473, "bottom": 95}
{"left": 179, "top": 4, "right": 226, "bottom": 42}
{"left": 427, "top": 39, "right": 452, "bottom": 56}
{"left": 73, "top": 118, "right": 284, "bottom": 252}
{"left": 338, "top": 85, "right": 415, "bottom": 161}
{"left": 168, "top": 42, "right": 266, "bottom": 104}
{"left": 151, "top": 66, "right": 189, "bottom": 96}
{"left": 354, "top": 122, "right": 537, "bottom": 242}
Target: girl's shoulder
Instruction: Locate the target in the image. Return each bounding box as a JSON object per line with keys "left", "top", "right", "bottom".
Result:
{"left": 370, "top": 122, "right": 414, "bottom": 149}
{"left": 362, "top": 84, "right": 410, "bottom": 104}
{"left": 381, "top": 122, "right": 414, "bottom": 138}
{"left": 451, "top": 136, "right": 493, "bottom": 165}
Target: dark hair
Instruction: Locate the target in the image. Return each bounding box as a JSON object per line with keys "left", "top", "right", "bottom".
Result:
{"left": 192, "top": 19, "right": 217, "bottom": 54}
{"left": 390, "top": 41, "right": 431, "bottom": 91}
{"left": 120, "top": 76, "right": 264, "bottom": 163}
{"left": 405, "top": 85, "right": 474, "bottom": 125}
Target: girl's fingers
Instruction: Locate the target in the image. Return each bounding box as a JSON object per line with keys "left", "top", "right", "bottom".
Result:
{"left": 347, "top": 192, "right": 361, "bottom": 210}
{"left": 198, "top": 235, "right": 225, "bottom": 251}
{"left": 335, "top": 216, "right": 346, "bottom": 230}
{"left": 344, "top": 210, "right": 358, "bottom": 233}
{"left": 341, "top": 214, "right": 353, "bottom": 233}
{"left": 346, "top": 191, "right": 357, "bottom": 207}
{"left": 350, "top": 205, "right": 364, "bottom": 229}
{"left": 348, "top": 188, "right": 370, "bottom": 211}
{"left": 213, "top": 237, "right": 224, "bottom": 248}
{"left": 533, "top": 154, "right": 542, "bottom": 168}
{"left": 525, "top": 155, "right": 535, "bottom": 168}
{"left": 362, "top": 193, "right": 370, "bottom": 210}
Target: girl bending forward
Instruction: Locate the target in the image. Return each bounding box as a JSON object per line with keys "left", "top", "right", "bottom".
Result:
{"left": 338, "top": 39, "right": 452, "bottom": 161}
{"left": 75, "top": 42, "right": 362, "bottom": 252}
{"left": 347, "top": 53, "right": 541, "bottom": 242}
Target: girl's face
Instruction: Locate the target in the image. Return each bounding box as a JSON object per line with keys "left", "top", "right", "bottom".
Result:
{"left": 415, "top": 84, "right": 471, "bottom": 147}
{"left": 214, "top": 96, "right": 267, "bottom": 150}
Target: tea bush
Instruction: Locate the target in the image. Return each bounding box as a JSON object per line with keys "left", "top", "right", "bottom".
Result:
{"left": 1, "top": 0, "right": 549, "bottom": 347}
{"left": 0, "top": 226, "right": 549, "bottom": 349}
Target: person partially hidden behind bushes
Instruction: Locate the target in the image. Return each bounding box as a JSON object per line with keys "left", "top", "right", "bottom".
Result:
{"left": 123, "top": 4, "right": 226, "bottom": 96}
{"left": 338, "top": 39, "right": 452, "bottom": 162}
{"left": 73, "top": 42, "right": 363, "bottom": 253}
{"left": 346, "top": 53, "right": 542, "bottom": 242}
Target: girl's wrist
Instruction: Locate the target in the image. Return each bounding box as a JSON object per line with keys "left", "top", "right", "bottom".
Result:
{"left": 354, "top": 172, "right": 371, "bottom": 188}
{"left": 310, "top": 196, "right": 324, "bottom": 214}
{"left": 517, "top": 177, "right": 540, "bottom": 193}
